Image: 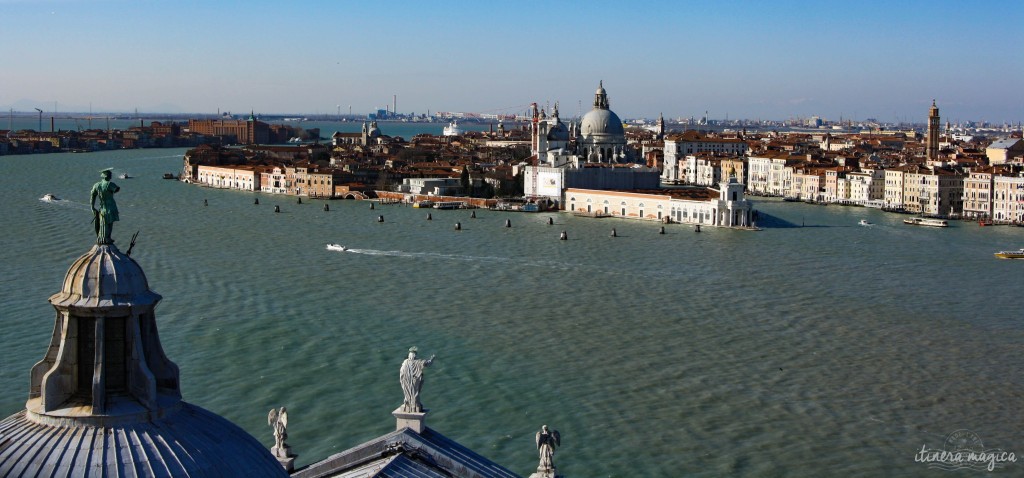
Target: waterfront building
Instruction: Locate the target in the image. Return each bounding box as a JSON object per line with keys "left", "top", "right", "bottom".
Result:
{"left": 261, "top": 165, "right": 293, "bottom": 195}
{"left": 883, "top": 165, "right": 916, "bottom": 210}
{"left": 196, "top": 164, "right": 263, "bottom": 191}
{"left": 188, "top": 113, "right": 270, "bottom": 145}
{"left": 661, "top": 131, "right": 748, "bottom": 184}
{"left": 846, "top": 169, "right": 885, "bottom": 206}
{"left": 565, "top": 174, "right": 754, "bottom": 227}
{"left": 992, "top": 172, "right": 1024, "bottom": 223}
{"left": 790, "top": 168, "right": 824, "bottom": 202}
{"left": 963, "top": 167, "right": 997, "bottom": 220}
{"left": 747, "top": 153, "right": 801, "bottom": 197}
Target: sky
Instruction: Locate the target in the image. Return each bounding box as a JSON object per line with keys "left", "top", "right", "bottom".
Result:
{"left": 1, "top": 0, "right": 1022, "bottom": 123}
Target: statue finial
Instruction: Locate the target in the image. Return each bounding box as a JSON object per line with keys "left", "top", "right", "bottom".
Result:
{"left": 268, "top": 406, "right": 290, "bottom": 458}
{"left": 90, "top": 168, "right": 120, "bottom": 244}
{"left": 400, "top": 347, "right": 435, "bottom": 413}
{"left": 534, "top": 425, "right": 561, "bottom": 477}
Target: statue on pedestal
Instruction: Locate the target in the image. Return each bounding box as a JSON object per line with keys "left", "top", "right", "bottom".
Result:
{"left": 399, "top": 347, "right": 434, "bottom": 413}
{"left": 535, "top": 425, "right": 561, "bottom": 474}
{"left": 90, "top": 168, "right": 120, "bottom": 244}
{"left": 267, "top": 407, "right": 289, "bottom": 458}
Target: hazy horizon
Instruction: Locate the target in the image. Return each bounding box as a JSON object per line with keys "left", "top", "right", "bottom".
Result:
{"left": 3, "top": 0, "right": 1022, "bottom": 124}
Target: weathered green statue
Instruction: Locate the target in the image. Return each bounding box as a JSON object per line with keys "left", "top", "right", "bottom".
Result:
{"left": 90, "top": 168, "right": 120, "bottom": 244}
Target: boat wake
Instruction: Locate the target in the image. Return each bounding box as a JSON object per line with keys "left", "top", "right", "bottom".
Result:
{"left": 39, "top": 197, "right": 91, "bottom": 211}
{"left": 341, "top": 248, "right": 513, "bottom": 264}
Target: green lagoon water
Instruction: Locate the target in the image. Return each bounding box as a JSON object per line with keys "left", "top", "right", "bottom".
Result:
{"left": 1, "top": 148, "right": 1022, "bottom": 476}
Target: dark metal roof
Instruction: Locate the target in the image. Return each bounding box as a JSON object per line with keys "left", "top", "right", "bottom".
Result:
{"left": 293, "top": 427, "right": 522, "bottom": 478}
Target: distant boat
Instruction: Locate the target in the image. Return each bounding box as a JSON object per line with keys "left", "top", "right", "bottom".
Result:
{"left": 412, "top": 200, "right": 435, "bottom": 208}
{"left": 326, "top": 244, "right": 347, "bottom": 252}
{"left": 163, "top": 173, "right": 177, "bottom": 180}
{"left": 858, "top": 219, "right": 873, "bottom": 227}
{"left": 903, "top": 217, "right": 948, "bottom": 227}
{"left": 40, "top": 193, "right": 59, "bottom": 202}
{"left": 442, "top": 121, "right": 462, "bottom": 136}
{"left": 432, "top": 201, "right": 465, "bottom": 210}
{"left": 119, "top": 173, "right": 131, "bottom": 179}
{"left": 994, "top": 248, "right": 1024, "bottom": 259}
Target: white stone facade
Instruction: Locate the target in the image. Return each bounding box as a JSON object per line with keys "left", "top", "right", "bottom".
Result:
{"left": 196, "top": 165, "right": 260, "bottom": 191}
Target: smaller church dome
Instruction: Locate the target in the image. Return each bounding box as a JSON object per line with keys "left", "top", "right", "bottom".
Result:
{"left": 50, "top": 244, "right": 161, "bottom": 309}
{"left": 547, "top": 121, "right": 570, "bottom": 141}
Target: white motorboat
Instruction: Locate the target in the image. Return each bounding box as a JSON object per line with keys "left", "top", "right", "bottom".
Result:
{"left": 119, "top": 173, "right": 131, "bottom": 179}
{"left": 326, "top": 243, "right": 347, "bottom": 252}
{"left": 40, "top": 193, "right": 60, "bottom": 202}
{"left": 994, "top": 248, "right": 1024, "bottom": 259}
{"left": 858, "top": 219, "right": 873, "bottom": 226}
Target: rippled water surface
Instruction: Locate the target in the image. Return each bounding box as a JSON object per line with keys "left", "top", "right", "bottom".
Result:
{"left": 2, "top": 148, "right": 1023, "bottom": 476}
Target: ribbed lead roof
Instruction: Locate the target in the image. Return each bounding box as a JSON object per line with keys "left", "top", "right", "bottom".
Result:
{"left": 0, "top": 405, "right": 288, "bottom": 477}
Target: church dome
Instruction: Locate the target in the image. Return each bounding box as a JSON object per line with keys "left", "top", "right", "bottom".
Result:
{"left": 580, "top": 108, "right": 624, "bottom": 137}
{"left": 547, "top": 121, "right": 570, "bottom": 141}
{"left": 50, "top": 244, "right": 161, "bottom": 309}
{"left": 1, "top": 241, "right": 289, "bottom": 477}
{"left": 1, "top": 404, "right": 288, "bottom": 477}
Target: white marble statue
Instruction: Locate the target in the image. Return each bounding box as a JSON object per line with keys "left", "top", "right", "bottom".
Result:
{"left": 268, "top": 407, "right": 289, "bottom": 457}
{"left": 535, "top": 425, "right": 560, "bottom": 473}
{"left": 399, "top": 347, "right": 434, "bottom": 413}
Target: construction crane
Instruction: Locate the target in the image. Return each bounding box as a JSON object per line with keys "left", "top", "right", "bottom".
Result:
{"left": 34, "top": 108, "right": 43, "bottom": 131}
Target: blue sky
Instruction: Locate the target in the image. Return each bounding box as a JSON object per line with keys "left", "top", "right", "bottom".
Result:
{"left": 2, "top": 0, "right": 1021, "bottom": 123}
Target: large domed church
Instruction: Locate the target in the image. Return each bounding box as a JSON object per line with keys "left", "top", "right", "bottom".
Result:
{"left": 530, "top": 81, "right": 630, "bottom": 166}
{"left": 578, "top": 81, "right": 627, "bottom": 162}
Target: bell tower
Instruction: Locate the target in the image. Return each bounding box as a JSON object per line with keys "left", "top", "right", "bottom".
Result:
{"left": 926, "top": 100, "right": 940, "bottom": 161}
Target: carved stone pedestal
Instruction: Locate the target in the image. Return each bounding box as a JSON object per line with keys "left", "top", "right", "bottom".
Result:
{"left": 272, "top": 446, "right": 295, "bottom": 472}
{"left": 392, "top": 407, "right": 428, "bottom": 433}
{"left": 529, "top": 469, "right": 557, "bottom": 478}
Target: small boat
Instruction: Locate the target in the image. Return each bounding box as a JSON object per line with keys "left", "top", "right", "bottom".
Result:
{"left": 994, "top": 248, "right": 1024, "bottom": 259}
{"left": 119, "top": 173, "right": 131, "bottom": 179}
{"left": 903, "top": 217, "right": 948, "bottom": 228}
{"left": 858, "top": 219, "right": 873, "bottom": 227}
{"left": 412, "top": 200, "right": 435, "bottom": 208}
{"left": 432, "top": 201, "right": 464, "bottom": 210}
{"left": 163, "top": 173, "right": 177, "bottom": 180}
{"left": 326, "top": 244, "right": 347, "bottom": 252}
{"left": 40, "top": 193, "right": 59, "bottom": 202}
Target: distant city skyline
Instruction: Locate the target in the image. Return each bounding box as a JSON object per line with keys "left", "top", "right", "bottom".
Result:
{"left": 3, "top": 0, "right": 1022, "bottom": 123}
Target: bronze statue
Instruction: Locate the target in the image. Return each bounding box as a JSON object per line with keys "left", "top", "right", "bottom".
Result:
{"left": 90, "top": 168, "right": 120, "bottom": 244}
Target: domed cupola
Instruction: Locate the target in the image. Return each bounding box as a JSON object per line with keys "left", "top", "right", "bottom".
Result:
{"left": 1, "top": 182, "right": 287, "bottom": 477}
{"left": 578, "top": 80, "right": 627, "bottom": 162}
{"left": 52, "top": 243, "right": 161, "bottom": 310}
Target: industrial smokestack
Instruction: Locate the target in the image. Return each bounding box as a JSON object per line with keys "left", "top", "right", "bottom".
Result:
{"left": 393, "top": 95, "right": 397, "bottom": 117}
